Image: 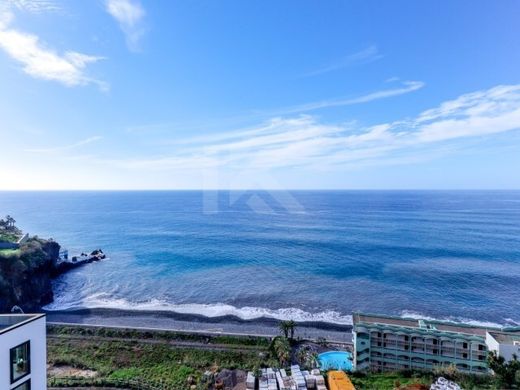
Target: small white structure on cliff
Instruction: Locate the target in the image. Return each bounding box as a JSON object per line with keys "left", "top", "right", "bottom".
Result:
{"left": 0, "top": 314, "right": 47, "bottom": 390}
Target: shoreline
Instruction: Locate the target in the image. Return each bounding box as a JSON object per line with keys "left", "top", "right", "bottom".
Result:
{"left": 44, "top": 307, "right": 354, "bottom": 343}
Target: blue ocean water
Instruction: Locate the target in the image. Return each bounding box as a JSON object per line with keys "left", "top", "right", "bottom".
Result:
{"left": 1, "top": 190, "right": 519, "bottom": 326}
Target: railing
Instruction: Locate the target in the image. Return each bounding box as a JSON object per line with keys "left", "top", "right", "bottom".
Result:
{"left": 48, "top": 377, "right": 176, "bottom": 390}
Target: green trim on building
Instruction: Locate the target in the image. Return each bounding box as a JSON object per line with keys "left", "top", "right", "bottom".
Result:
{"left": 353, "top": 312, "right": 494, "bottom": 374}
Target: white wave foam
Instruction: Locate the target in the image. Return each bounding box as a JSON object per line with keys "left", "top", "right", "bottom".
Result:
{"left": 45, "top": 294, "right": 353, "bottom": 325}
{"left": 504, "top": 318, "right": 520, "bottom": 326}
{"left": 400, "top": 310, "right": 505, "bottom": 328}
{"left": 45, "top": 296, "right": 512, "bottom": 328}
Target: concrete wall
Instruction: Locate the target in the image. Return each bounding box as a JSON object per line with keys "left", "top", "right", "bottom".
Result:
{"left": 485, "top": 332, "right": 500, "bottom": 354}
{"left": 486, "top": 332, "right": 520, "bottom": 362}
{"left": 0, "top": 315, "right": 47, "bottom": 390}
{"left": 498, "top": 343, "right": 520, "bottom": 362}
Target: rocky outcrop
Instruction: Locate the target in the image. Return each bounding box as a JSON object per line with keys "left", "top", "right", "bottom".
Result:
{"left": 0, "top": 237, "right": 61, "bottom": 312}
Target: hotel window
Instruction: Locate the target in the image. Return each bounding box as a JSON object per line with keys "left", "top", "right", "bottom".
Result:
{"left": 12, "top": 379, "right": 31, "bottom": 390}
{"left": 10, "top": 341, "right": 30, "bottom": 384}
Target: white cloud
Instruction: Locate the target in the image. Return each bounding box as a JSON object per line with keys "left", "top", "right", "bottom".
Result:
{"left": 110, "top": 84, "right": 520, "bottom": 172}
{"left": 276, "top": 80, "right": 425, "bottom": 114}
{"left": 0, "top": 10, "right": 14, "bottom": 29}
{"left": 0, "top": 12, "right": 107, "bottom": 89}
{"left": 105, "top": 0, "right": 146, "bottom": 52}
{"left": 126, "top": 81, "right": 424, "bottom": 137}
{"left": 6, "top": 0, "right": 60, "bottom": 13}
{"left": 301, "top": 45, "right": 383, "bottom": 77}
{"left": 415, "top": 85, "right": 520, "bottom": 142}
{"left": 25, "top": 136, "right": 103, "bottom": 153}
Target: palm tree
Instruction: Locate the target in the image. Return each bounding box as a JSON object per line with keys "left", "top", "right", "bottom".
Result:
{"left": 487, "top": 350, "right": 520, "bottom": 388}
{"left": 5, "top": 215, "right": 15, "bottom": 229}
{"left": 287, "top": 320, "right": 297, "bottom": 340}
{"left": 278, "top": 321, "right": 290, "bottom": 338}
{"left": 271, "top": 336, "right": 291, "bottom": 366}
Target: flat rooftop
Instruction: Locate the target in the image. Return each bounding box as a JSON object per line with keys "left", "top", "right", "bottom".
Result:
{"left": 488, "top": 331, "right": 520, "bottom": 344}
{"left": 0, "top": 314, "right": 45, "bottom": 334}
{"left": 353, "top": 312, "right": 498, "bottom": 337}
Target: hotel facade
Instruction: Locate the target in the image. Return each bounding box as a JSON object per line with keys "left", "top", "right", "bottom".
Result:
{"left": 0, "top": 314, "right": 47, "bottom": 390}
{"left": 353, "top": 312, "right": 520, "bottom": 374}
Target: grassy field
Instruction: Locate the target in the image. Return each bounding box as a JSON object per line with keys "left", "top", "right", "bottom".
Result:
{"left": 0, "top": 231, "right": 20, "bottom": 243}
{"left": 0, "top": 248, "right": 21, "bottom": 256}
{"left": 350, "top": 372, "right": 432, "bottom": 389}
{"left": 47, "top": 325, "right": 277, "bottom": 389}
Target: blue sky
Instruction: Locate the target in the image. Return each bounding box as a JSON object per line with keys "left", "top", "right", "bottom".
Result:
{"left": 1, "top": 0, "right": 520, "bottom": 190}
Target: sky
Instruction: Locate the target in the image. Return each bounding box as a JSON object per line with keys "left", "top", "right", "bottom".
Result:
{"left": 1, "top": 0, "right": 520, "bottom": 190}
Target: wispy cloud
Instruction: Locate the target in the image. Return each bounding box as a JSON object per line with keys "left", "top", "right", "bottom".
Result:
{"left": 0, "top": 11, "right": 107, "bottom": 89}
{"left": 105, "top": 0, "right": 146, "bottom": 52}
{"left": 301, "top": 45, "right": 383, "bottom": 77}
{"left": 5, "top": 0, "right": 60, "bottom": 13}
{"left": 274, "top": 80, "right": 425, "bottom": 114}
{"left": 25, "top": 136, "right": 103, "bottom": 153}
{"left": 126, "top": 80, "right": 425, "bottom": 136}
{"left": 109, "top": 84, "right": 520, "bottom": 172}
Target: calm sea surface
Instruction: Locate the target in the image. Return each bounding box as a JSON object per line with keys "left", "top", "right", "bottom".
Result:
{"left": 1, "top": 191, "right": 519, "bottom": 326}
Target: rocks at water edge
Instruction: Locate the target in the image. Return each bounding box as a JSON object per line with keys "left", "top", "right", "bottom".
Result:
{"left": 0, "top": 237, "right": 105, "bottom": 313}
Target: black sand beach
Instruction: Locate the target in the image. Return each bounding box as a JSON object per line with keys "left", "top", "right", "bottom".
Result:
{"left": 45, "top": 308, "right": 353, "bottom": 343}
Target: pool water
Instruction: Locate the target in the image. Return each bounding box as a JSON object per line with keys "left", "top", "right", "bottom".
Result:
{"left": 317, "top": 351, "right": 353, "bottom": 371}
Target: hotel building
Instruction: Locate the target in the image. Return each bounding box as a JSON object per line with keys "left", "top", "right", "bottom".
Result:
{"left": 0, "top": 314, "right": 47, "bottom": 390}
{"left": 352, "top": 312, "right": 520, "bottom": 373}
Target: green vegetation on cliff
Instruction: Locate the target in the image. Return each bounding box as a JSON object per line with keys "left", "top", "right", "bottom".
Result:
{"left": 0, "top": 232, "right": 60, "bottom": 312}
{"left": 0, "top": 232, "right": 20, "bottom": 243}
{"left": 0, "top": 215, "right": 21, "bottom": 242}
{"left": 0, "top": 249, "right": 21, "bottom": 256}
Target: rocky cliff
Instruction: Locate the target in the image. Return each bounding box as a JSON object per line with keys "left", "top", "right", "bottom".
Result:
{"left": 0, "top": 237, "right": 61, "bottom": 312}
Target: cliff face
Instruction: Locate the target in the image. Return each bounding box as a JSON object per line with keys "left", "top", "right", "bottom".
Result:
{"left": 0, "top": 238, "right": 61, "bottom": 312}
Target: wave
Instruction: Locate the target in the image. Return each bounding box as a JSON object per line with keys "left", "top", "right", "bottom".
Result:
{"left": 44, "top": 294, "right": 512, "bottom": 328}
{"left": 400, "top": 310, "right": 505, "bottom": 328}
{"left": 44, "top": 294, "right": 354, "bottom": 325}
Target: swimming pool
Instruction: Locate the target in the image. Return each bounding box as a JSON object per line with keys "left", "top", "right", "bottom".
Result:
{"left": 317, "top": 351, "right": 353, "bottom": 371}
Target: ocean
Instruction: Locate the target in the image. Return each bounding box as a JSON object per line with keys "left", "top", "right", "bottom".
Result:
{"left": 1, "top": 190, "right": 519, "bottom": 327}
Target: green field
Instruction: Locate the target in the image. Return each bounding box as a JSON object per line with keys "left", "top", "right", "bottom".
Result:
{"left": 47, "top": 325, "right": 277, "bottom": 389}
{"left": 350, "top": 372, "right": 432, "bottom": 389}
{"left": 0, "top": 248, "right": 21, "bottom": 257}
{"left": 0, "top": 231, "right": 20, "bottom": 243}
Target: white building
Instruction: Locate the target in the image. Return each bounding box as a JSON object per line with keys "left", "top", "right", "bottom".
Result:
{"left": 486, "top": 331, "right": 520, "bottom": 362}
{"left": 0, "top": 314, "right": 47, "bottom": 390}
